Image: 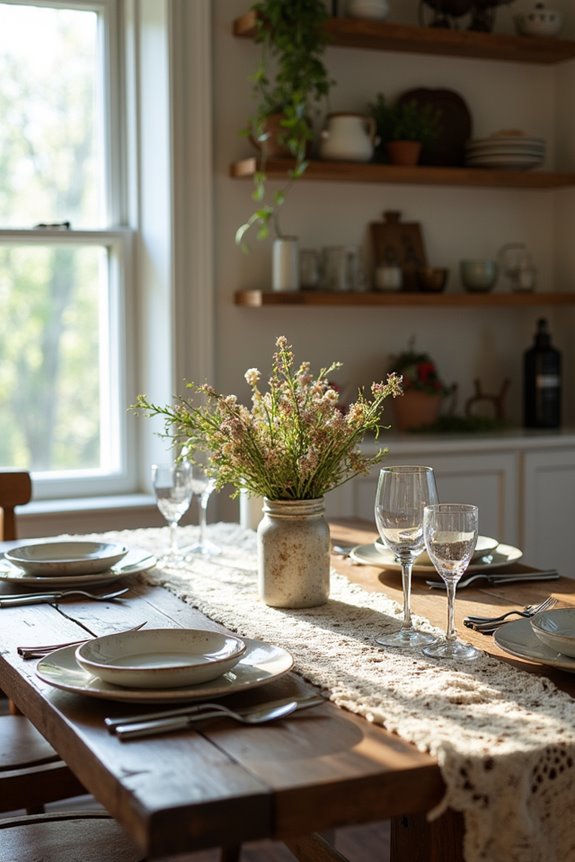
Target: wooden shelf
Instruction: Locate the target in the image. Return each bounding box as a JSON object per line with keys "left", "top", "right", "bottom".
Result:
{"left": 234, "top": 290, "right": 575, "bottom": 308}
{"left": 231, "top": 157, "right": 575, "bottom": 190}
{"left": 233, "top": 11, "right": 575, "bottom": 65}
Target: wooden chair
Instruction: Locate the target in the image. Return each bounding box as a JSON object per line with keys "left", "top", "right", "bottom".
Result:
{"left": 0, "top": 812, "right": 144, "bottom": 862}
{"left": 221, "top": 834, "right": 350, "bottom": 862}
{"left": 0, "top": 470, "right": 87, "bottom": 814}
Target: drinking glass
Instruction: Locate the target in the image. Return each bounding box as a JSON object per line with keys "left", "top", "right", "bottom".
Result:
{"left": 185, "top": 460, "right": 219, "bottom": 557}
{"left": 374, "top": 465, "right": 438, "bottom": 648}
{"left": 422, "top": 503, "right": 482, "bottom": 661}
{"left": 152, "top": 462, "right": 193, "bottom": 564}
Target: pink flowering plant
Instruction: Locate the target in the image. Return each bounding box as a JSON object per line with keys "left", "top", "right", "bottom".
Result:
{"left": 134, "top": 336, "right": 403, "bottom": 501}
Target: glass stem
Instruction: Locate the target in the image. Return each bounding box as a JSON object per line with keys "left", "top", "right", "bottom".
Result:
{"left": 445, "top": 580, "right": 457, "bottom": 642}
{"left": 199, "top": 494, "right": 208, "bottom": 548}
{"left": 169, "top": 521, "right": 178, "bottom": 556}
{"left": 400, "top": 559, "right": 414, "bottom": 630}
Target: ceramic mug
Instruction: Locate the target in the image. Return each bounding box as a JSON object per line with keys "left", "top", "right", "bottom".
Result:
{"left": 375, "top": 265, "right": 403, "bottom": 292}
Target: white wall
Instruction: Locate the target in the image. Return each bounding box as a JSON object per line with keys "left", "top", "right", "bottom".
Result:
{"left": 209, "top": 0, "right": 575, "bottom": 520}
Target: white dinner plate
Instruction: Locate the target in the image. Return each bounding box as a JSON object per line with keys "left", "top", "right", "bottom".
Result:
{"left": 349, "top": 541, "right": 522, "bottom": 575}
{"left": 0, "top": 547, "right": 156, "bottom": 588}
{"left": 5, "top": 540, "right": 128, "bottom": 576}
{"left": 374, "top": 535, "right": 498, "bottom": 565}
{"left": 76, "top": 628, "right": 247, "bottom": 689}
{"left": 494, "top": 618, "right": 575, "bottom": 673}
{"left": 36, "top": 638, "right": 294, "bottom": 703}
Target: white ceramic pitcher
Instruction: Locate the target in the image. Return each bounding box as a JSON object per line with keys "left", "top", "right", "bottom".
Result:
{"left": 319, "top": 113, "right": 378, "bottom": 163}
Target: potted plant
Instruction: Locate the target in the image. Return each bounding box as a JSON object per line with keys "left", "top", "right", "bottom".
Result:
{"left": 368, "top": 94, "right": 442, "bottom": 166}
{"left": 236, "top": 0, "right": 333, "bottom": 251}
{"left": 388, "top": 340, "right": 452, "bottom": 430}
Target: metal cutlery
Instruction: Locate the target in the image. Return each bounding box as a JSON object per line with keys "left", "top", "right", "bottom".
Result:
{"left": 17, "top": 621, "right": 147, "bottom": 659}
{"left": 426, "top": 570, "right": 559, "bottom": 590}
{"left": 105, "top": 693, "right": 326, "bottom": 734}
{"left": 0, "top": 587, "right": 130, "bottom": 608}
{"left": 111, "top": 695, "right": 326, "bottom": 741}
{"left": 464, "top": 597, "right": 558, "bottom": 635}
{"left": 464, "top": 596, "right": 557, "bottom": 626}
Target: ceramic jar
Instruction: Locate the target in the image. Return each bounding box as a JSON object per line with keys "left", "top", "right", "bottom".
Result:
{"left": 257, "top": 498, "right": 330, "bottom": 608}
{"left": 272, "top": 237, "right": 299, "bottom": 291}
{"left": 319, "top": 113, "right": 378, "bottom": 163}
{"left": 346, "top": 0, "right": 389, "bottom": 20}
{"left": 514, "top": 2, "right": 562, "bottom": 36}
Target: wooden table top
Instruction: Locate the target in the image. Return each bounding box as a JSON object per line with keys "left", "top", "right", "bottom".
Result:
{"left": 1, "top": 520, "right": 574, "bottom": 859}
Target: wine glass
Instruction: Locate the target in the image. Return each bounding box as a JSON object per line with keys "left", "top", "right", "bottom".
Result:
{"left": 185, "top": 459, "right": 219, "bottom": 557}
{"left": 374, "top": 465, "right": 438, "bottom": 648}
{"left": 152, "top": 461, "right": 193, "bottom": 564}
{"left": 422, "top": 503, "right": 482, "bottom": 661}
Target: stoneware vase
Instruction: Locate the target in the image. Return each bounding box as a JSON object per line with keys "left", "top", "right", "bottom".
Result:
{"left": 257, "top": 498, "right": 330, "bottom": 608}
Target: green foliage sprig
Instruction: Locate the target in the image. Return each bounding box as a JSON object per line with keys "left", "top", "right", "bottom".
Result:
{"left": 368, "top": 93, "right": 442, "bottom": 161}
{"left": 134, "top": 337, "right": 403, "bottom": 501}
{"left": 236, "top": 0, "right": 333, "bottom": 250}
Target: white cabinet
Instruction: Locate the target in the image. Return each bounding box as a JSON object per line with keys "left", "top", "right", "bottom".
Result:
{"left": 522, "top": 448, "right": 575, "bottom": 575}
{"left": 325, "top": 432, "right": 575, "bottom": 575}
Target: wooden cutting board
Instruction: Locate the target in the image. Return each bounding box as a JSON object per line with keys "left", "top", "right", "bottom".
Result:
{"left": 370, "top": 210, "right": 427, "bottom": 291}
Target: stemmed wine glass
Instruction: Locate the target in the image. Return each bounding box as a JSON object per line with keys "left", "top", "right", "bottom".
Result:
{"left": 152, "top": 461, "right": 193, "bottom": 564}
{"left": 374, "top": 465, "right": 438, "bottom": 648}
{"left": 185, "top": 459, "right": 219, "bottom": 557}
{"left": 422, "top": 503, "right": 482, "bottom": 661}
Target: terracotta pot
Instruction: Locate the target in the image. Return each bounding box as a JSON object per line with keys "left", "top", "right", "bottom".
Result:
{"left": 392, "top": 390, "right": 442, "bottom": 431}
{"left": 386, "top": 140, "right": 422, "bottom": 167}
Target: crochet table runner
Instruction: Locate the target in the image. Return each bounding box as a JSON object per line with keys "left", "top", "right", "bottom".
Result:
{"left": 95, "top": 523, "right": 575, "bottom": 862}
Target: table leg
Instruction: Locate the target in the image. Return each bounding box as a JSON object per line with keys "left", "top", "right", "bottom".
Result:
{"left": 390, "top": 809, "right": 464, "bottom": 862}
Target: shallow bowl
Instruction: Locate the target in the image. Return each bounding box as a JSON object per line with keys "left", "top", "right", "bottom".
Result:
{"left": 531, "top": 608, "right": 575, "bottom": 657}
{"left": 76, "top": 628, "right": 247, "bottom": 689}
{"left": 5, "top": 541, "right": 128, "bottom": 576}
{"left": 375, "top": 535, "right": 499, "bottom": 566}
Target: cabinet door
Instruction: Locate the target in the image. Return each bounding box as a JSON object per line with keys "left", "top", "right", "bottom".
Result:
{"left": 522, "top": 448, "right": 575, "bottom": 575}
{"left": 326, "top": 452, "right": 518, "bottom": 545}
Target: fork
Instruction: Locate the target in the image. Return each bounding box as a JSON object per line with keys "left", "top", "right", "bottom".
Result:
{"left": 464, "top": 598, "right": 558, "bottom": 634}
{"left": 17, "top": 621, "right": 147, "bottom": 659}
{"left": 465, "top": 596, "right": 557, "bottom": 626}
{"left": 0, "top": 587, "right": 130, "bottom": 607}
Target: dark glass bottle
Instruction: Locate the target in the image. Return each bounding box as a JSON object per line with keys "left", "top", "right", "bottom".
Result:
{"left": 523, "top": 318, "right": 561, "bottom": 429}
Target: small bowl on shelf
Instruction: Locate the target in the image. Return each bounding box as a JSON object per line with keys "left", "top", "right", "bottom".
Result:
{"left": 416, "top": 267, "right": 449, "bottom": 293}
{"left": 460, "top": 259, "right": 498, "bottom": 293}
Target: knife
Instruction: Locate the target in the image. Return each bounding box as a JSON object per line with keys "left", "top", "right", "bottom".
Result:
{"left": 426, "top": 569, "right": 559, "bottom": 589}
{"left": 105, "top": 693, "right": 326, "bottom": 733}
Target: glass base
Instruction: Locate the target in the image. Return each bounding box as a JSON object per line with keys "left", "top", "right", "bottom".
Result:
{"left": 376, "top": 627, "right": 436, "bottom": 649}
{"left": 184, "top": 540, "right": 221, "bottom": 559}
{"left": 422, "top": 638, "right": 482, "bottom": 661}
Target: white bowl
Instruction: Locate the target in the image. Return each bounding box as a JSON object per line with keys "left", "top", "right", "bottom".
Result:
{"left": 376, "top": 535, "right": 499, "bottom": 566}
{"left": 514, "top": 4, "right": 562, "bottom": 37}
{"left": 460, "top": 259, "right": 498, "bottom": 292}
{"left": 5, "top": 541, "right": 128, "bottom": 576}
{"left": 76, "top": 628, "right": 247, "bottom": 689}
{"left": 531, "top": 608, "right": 575, "bottom": 657}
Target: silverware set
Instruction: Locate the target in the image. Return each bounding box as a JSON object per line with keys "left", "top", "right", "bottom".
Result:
{"left": 463, "top": 596, "right": 557, "bottom": 635}
{"left": 0, "top": 587, "right": 130, "bottom": 608}
{"left": 105, "top": 694, "right": 326, "bottom": 740}
{"left": 426, "top": 570, "right": 559, "bottom": 590}
{"left": 17, "top": 621, "right": 147, "bottom": 659}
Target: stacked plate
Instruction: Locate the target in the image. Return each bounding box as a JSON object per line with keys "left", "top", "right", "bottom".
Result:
{"left": 465, "top": 133, "right": 545, "bottom": 171}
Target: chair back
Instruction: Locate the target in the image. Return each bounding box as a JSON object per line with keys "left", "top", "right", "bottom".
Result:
{"left": 0, "top": 471, "right": 32, "bottom": 541}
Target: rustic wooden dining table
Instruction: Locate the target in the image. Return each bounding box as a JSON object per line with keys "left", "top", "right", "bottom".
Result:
{"left": 1, "top": 519, "right": 574, "bottom": 861}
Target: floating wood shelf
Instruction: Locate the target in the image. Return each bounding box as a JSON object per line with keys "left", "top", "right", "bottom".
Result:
{"left": 233, "top": 11, "right": 575, "bottom": 65}
{"left": 234, "top": 290, "right": 575, "bottom": 308}
{"left": 231, "top": 157, "right": 575, "bottom": 190}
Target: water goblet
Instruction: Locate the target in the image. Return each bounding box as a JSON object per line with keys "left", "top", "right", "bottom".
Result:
{"left": 185, "top": 460, "right": 219, "bottom": 557}
{"left": 374, "top": 465, "right": 438, "bottom": 648}
{"left": 422, "top": 503, "right": 482, "bottom": 661}
{"left": 152, "top": 461, "right": 193, "bottom": 564}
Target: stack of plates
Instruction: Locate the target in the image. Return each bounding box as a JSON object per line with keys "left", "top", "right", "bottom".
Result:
{"left": 465, "top": 133, "right": 545, "bottom": 171}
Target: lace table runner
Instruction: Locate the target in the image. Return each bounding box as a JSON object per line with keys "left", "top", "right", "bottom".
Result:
{"left": 94, "top": 523, "right": 575, "bottom": 862}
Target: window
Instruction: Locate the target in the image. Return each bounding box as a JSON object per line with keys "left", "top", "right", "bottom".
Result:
{"left": 0, "top": 0, "right": 134, "bottom": 499}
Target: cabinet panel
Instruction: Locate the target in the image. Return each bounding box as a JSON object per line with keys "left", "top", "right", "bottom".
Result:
{"left": 326, "top": 452, "right": 518, "bottom": 545}
{"left": 522, "top": 449, "right": 575, "bottom": 576}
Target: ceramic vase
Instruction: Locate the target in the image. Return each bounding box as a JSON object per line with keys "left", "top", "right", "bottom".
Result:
{"left": 257, "top": 498, "right": 330, "bottom": 608}
{"left": 272, "top": 237, "right": 300, "bottom": 292}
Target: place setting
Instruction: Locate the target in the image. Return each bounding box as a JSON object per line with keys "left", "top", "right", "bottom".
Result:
{"left": 34, "top": 626, "right": 296, "bottom": 708}
{"left": 0, "top": 539, "right": 157, "bottom": 591}
{"left": 493, "top": 606, "right": 575, "bottom": 674}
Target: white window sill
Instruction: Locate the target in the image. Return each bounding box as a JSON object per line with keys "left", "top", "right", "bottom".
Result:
{"left": 18, "top": 494, "right": 165, "bottom": 538}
